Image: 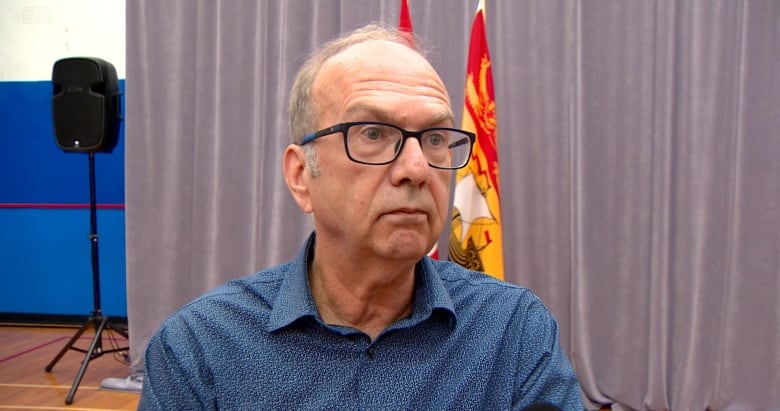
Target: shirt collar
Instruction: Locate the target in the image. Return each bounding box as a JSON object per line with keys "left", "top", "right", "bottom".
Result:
{"left": 267, "top": 232, "right": 456, "bottom": 333}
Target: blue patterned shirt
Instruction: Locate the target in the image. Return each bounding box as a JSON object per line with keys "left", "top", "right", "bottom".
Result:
{"left": 139, "top": 233, "right": 583, "bottom": 410}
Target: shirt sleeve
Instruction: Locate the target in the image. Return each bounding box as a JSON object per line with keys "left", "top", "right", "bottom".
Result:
{"left": 511, "top": 296, "right": 584, "bottom": 411}
{"left": 137, "top": 316, "right": 217, "bottom": 410}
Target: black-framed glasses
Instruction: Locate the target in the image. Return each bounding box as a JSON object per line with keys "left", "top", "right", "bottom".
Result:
{"left": 299, "top": 121, "right": 475, "bottom": 170}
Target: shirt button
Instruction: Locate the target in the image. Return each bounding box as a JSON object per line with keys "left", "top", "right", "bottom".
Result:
{"left": 366, "top": 346, "right": 377, "bottom": 359}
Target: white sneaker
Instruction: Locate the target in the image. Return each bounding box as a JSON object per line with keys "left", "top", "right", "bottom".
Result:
{"left": 100, "top": 374, "right": 143, "bottom": 392}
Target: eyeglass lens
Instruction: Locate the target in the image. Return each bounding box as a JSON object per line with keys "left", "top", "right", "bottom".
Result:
{"left": 345, "top": 123, "right": 471, "bottom": 169}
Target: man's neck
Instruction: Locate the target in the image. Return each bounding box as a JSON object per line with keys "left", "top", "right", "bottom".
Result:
{"left": 308, "top": 255, "right": 416, "bottom": 341}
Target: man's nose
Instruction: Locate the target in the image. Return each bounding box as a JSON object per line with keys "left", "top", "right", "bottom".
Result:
{"left": 390, "top": 137, "right": 430, "bottom": 185}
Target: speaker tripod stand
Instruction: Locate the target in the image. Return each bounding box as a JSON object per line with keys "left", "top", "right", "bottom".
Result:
{"left": 44, "top": 152, "right": 129, "bottom": 405}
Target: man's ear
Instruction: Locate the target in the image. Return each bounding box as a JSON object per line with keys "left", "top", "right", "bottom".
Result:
{"left": 283, "top": 145, "right": 314, "bottom": 214}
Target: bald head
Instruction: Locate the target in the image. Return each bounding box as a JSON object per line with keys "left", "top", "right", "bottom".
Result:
{"left": 312, "top": 39, "right": 452, "bottom": 130}
{"left": 288, "top": 24, "right": 430, "bottom": 144}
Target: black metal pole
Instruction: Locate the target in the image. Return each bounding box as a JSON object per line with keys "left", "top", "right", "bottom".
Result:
{"left": 46, "top": 152, "right": 128, "bottom": 405}
{"left": 88, "top": 151, "right": 102, "bottom": 315}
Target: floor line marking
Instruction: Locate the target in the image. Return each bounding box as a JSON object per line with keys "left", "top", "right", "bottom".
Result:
{"left": 0, "top": 382, "right": 98, "bottom": 390}
{"left": 0, "top": 334, "right": 129, "bottom": 363}
{"left": 0, "top": 337, "right": 69, "bottom": 363}
{"left": 0, "top": 406, "right": 117, "bottom": 411}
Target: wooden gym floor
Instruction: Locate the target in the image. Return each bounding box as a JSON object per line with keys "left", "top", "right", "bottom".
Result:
{"left": 0, "top": 325, "right": 139, "bottom": 410}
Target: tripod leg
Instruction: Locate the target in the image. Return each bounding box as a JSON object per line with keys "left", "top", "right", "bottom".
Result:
{"left": 106, "top": 320, "right": 129, "bottom": 339}
{"left": 65, "top": 316, "right": 108, "bottom": 405}
{"left": 45, "top": 321, "right": 91, "bottom": 372}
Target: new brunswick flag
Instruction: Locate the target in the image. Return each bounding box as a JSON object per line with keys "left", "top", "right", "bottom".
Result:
{"left": 449, "top": 0, "right": 504, "bottom": 280}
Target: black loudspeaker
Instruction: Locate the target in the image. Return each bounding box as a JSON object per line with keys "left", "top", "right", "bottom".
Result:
{"left": 52, "top": 57, "right": 121, "bottom": 153}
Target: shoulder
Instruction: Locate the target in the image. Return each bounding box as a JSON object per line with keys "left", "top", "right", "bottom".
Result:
{"left": 425, "top": 258, "right": 557, "bottom": 331}
{"left": 157, "top": 261, "right": 294, "bottom": 335}
{"left": 423, "top": 259, "right": 581, "bottom": 407}
{"left": 430, "top": 259, "right": 541, "bottom": 305}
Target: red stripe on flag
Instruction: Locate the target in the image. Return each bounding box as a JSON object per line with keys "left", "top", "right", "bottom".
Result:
{"left": 399, "top": 0, "right": 416, "bottom": 48}
{"left": 399, "top": 0, "right": 413, "bottom": 33}
{"left": 462, "top": 5, "right": 500, "bottom": 201}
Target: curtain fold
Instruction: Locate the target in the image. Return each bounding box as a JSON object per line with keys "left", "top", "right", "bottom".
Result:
{"left": 126, "top": 1, "right": 780, "bottom": 409}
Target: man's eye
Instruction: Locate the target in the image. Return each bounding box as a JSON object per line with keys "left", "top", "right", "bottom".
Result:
{"left": 361, "top": 127, "right": 384, "bottom": 141}
{"left": 426, "top": 132, "right": 447, "bottom": 146}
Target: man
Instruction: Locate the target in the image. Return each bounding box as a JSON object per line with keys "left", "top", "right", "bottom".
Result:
{"left": 139, "top": 24, "right": 583, "bottom": 410}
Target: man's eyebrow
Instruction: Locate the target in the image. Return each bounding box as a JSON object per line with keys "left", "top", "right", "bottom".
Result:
{"left": 427, "top": 111, "right": 455, "bottom": 126}
{"left": 344, "top": 104, "right": 454, "bottom": 127}
{"left": 344, "top": 104, "right": 392, "bottom": 122}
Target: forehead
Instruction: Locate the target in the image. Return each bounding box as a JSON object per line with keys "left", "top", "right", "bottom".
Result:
{"left": 313, "top": 40, "right": 453, "bottom": 125}
{"left": 325, "top": 39, "right": 424, "bottom": 68}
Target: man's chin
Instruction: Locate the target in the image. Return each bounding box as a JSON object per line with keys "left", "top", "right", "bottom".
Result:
{"left": 379, "top": 233, "right": 431, "bottom": 260}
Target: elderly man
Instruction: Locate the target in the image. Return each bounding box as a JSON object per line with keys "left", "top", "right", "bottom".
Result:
{"left": 139, "top": 23, "right": 583, "bottom": 410}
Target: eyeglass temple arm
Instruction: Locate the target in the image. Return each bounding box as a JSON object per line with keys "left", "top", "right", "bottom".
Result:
{"left": 448, "top": 138, "right": 472, "bottom": 149}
